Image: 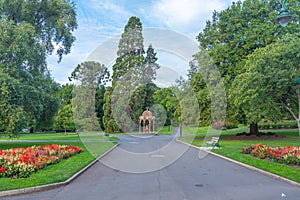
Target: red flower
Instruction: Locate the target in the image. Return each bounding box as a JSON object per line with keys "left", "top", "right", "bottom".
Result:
{"left": 0, "top": 166, "right": 6, "bottom": 173}
{"left": 0, "top": 144, "right": 82, "bottom": 178}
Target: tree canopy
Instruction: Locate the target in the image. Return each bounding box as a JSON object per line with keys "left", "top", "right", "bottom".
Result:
{"left": 230, "top": 33, "right": 300, "bottom": 135}
{"left": 190, "top": 0, "right": 300, "bottom": 133}
{"left": 0, "top": 0, "right": 78, "bottom": 61}
{"left": 0, "top": 0, "right": 77, "bottom": 136}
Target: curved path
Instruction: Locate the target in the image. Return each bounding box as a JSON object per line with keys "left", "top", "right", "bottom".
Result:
{"left": 1, "top": 133, "right": 300, "bottom": 200}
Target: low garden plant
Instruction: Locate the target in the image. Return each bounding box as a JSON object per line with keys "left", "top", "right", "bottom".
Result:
{"left": 0, "top": 144, "right": 82, "bottom": 178}
{"left": 242, "top": 144, "right": 300, "bottom": 166}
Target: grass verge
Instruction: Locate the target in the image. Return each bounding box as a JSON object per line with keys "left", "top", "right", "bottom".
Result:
{"left": 187, "top": 139, "right": 300, "bottom": 183}
{"left": 0, "top": 141, "right": 117, "bottom": 191}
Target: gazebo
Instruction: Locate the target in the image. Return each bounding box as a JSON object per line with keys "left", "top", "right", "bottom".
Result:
{"left": 139, "top": 108, "right": 155, "bottom": 134}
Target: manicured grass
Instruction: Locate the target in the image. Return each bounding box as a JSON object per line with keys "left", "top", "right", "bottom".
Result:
{"left": 181, "top": 126, "right": 246, "bottom": 138}
{"left": 188, "top": 139, "right": 300, "bottom": 183}
{"left": 0, "top": 132, "right": 119, "bottom": 141}
{"left": 0, "top": 133, "right": 79, "bottom": 140}
{"left": 181, "top": 126, "right": 299, "bottom": 139}
{"left": 0, "top": 141, "right": 117, "bottom": 191}
{"left": 157, "top": 126, "right": 174, "bottom": 135}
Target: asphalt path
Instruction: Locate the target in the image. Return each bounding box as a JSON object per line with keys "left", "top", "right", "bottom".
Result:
{"left": 2, "top": 133, "right": 300, "bottom": 200}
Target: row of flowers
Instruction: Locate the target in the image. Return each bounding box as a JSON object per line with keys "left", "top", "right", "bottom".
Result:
{"left": 0, "top": 144, "right": 82, "bottom": 178}
{"left": 242, "top": 144, "right": 300, "bottom": 166}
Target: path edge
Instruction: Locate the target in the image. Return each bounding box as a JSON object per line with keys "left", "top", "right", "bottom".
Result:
{"left": 177, "top": 139, "right": 300, "bottom": 188}
{"left": 0, "top": 142, "right": 119, "bottom": 198}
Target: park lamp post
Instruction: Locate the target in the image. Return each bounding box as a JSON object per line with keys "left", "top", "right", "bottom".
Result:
{"left": 296, "top": 78, "right": 300, "bottom": 93}
{"left": 276, "top": 0, "right": 293, "bottom": 27}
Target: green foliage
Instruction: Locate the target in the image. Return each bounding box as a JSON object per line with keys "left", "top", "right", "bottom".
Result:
{"left": 56, "top": 84, "right": 74, "bottom": 105}
{"left": 112, "top": 16, "right": 144, "bottom": 87}
{"left": 0, "top": 0, "right": 78, "bottom": 61}
{"left": 54, "top": 104, "right": 75, "bottom": 133}
{"left": 188, "top": 48, "right": 227, "bottom": 128}
{"left": 230, "top": 33, "right": 300, "bottom": 126}
{"left": 0, "top": 0, "right": 77, "bottom": 136}
{"left": 258, "top": 121, "right": 298, "bottom": 129}
{"left": 191, "top": 0, "right": 300, "bottom": 132}
{"left": 54, "top": 84, "right": 74, "bottom": 132}
{"left": 129, "top": 85, "right": 147, "bottom": 125}
{"left": 36, "top": 75, "right": 60, "bottom": 131}
{"left": 0, "top": 18, "right": 45, "bottom": 77}
{"left": 71, "top": 61, "right": 107, "bottom": 132}
{"left": 197, "top": 0, "right": 300, "bottom": 81}
{"left": 105, "top": 16, "right": 145, "bottom": 133}
{"left": 143, "top": 44, "right": 160, "bottom": 84}
{"left": 104, "top": 17, "right": 161, "bottom": 133}
{"left": 103, "top": 87, "right": 119, "bottom": 133}
{"left": 153, "top": 88, "right": 179, "bottom": 125}
{"left": 95, "top": 86, "right": 106, "bottom": 131}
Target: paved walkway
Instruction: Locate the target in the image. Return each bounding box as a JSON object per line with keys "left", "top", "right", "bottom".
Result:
{"left": 1, "top": 133, "right": 300, "bottom": 200}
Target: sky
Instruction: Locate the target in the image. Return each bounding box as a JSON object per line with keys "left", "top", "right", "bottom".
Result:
{"left": 47, "top": 0, "right": 237, "bottom": 85}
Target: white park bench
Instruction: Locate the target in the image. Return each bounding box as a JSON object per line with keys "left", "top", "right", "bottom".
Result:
{"left": 206, "top": 137, "right": 220, "bottom": 148}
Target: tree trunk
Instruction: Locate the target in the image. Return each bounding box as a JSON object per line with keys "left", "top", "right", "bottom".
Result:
{"left": 249, "top": 123, "right": 259, "bottom": 135}
{"left": 30, "top": 127, "right": 34, "bottom": 134}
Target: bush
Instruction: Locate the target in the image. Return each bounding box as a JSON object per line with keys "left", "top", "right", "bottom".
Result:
{"left": 212, "top": 121, "right": 238, "bottom": 130}
{"left": 236, "top": 131, "right": 276, "bottom": 137}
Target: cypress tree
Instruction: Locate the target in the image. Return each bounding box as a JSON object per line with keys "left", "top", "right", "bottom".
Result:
{"left": 143, "top": 44, "right": 160, "bottom": 84}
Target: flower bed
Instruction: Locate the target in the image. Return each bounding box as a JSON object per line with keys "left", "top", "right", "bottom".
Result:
{"left": 242, "top": 144, "right": 300, "bottom": 166}
{"left": 0, "top": 144, "right": 82, "bottom": 178}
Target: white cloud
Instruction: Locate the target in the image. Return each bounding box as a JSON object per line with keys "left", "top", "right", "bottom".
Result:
{"left": 98, "top": 1, "right": 132, "bottom": 17}
{"left": 152, "top": 0, "right": 229, "bottom": 31}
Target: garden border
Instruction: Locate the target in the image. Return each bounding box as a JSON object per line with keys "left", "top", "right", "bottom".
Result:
{"left": 177, "top": 139, "right": 300, "bottom": 188}
{"left": 0, "top": 142, "right": 119, "bottom": 197}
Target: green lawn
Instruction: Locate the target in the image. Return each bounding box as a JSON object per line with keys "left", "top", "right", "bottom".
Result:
{"left": 180, "top": 126, "right": 299, "bottom": 139}
{"left": 157, "top": 125, "right": 174, "bottom": 135}
{"left": 0, "top": 141, "right": 117, "bottom": 191}
{"left": 0, "top": 132, "right": 119, "bottom": 141}
{"left": 187, "top": 139, "right": 300, "bottom": 183}
{"left": 0, "top": 133, "right": 80, "bottom": 140}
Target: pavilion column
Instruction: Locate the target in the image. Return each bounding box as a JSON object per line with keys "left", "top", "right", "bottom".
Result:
{"left": 139, "top": 119, "right": 141, "bottom": 133}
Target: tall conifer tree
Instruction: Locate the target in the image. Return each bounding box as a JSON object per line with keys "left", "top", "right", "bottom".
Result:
{"left": 104, "top": 16, "right": 145, "bottom": 132}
